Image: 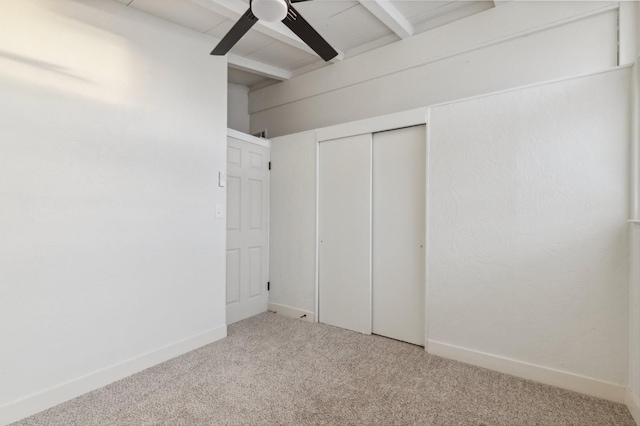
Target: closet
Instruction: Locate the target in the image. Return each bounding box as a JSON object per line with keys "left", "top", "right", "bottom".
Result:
{"left": 318, "top": 125, "right": 426, "bottom": 346}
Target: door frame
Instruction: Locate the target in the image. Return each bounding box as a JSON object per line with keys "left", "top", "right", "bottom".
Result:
{"left": 313, "top": 107, "right": 429, "bottom": 344}
{"left": 228, "top": 128, "right": 270, "bottom": 149}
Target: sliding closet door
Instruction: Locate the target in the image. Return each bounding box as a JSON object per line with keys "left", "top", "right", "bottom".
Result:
{"left": 319, "top": 134, "right": 372, "bottom": 334}
{"left": 373, "top": 126, "right": 426, "bottom": 346}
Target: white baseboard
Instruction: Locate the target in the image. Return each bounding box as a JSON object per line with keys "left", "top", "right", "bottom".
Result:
{"left": 627, "top": 388, "right": 640, "bottom": 425}
{"left": 427, "top": 340, "right": 626, "bottom": 404}
{"left": 0, "top": 325, "right": 227, "bottom": 426}
{"left": 268, "top": 302, "right": 314, "bottom": 322}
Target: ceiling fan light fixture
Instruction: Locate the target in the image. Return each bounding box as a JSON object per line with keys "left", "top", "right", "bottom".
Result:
{"left": 251, "top": 0, "right": 288, "bottom": 23}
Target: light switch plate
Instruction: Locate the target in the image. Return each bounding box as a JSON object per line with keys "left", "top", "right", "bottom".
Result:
{"left": 218, "top": 171, "right": 226, "bottom": 187}
{"left": 215, "top": 204, "right": 224, "bottom": 219}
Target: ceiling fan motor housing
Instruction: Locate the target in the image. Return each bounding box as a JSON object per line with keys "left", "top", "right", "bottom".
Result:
{"left": 251, "top": 0, "right": 288, "bottom": 23}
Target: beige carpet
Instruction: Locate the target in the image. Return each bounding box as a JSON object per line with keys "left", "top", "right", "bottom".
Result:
{"left": 14, "top": 312, "right": 634, "bottom": 425}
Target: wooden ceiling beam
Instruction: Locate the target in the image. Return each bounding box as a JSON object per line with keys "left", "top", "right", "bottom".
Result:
{"left": 359, "top": 0, "right": 413, "bottom": 40}
{"left": 228, "top": 53, "right": 291, "bottom": 80}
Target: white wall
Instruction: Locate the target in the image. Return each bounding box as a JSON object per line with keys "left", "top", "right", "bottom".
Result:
{"left": 637, "top": 0, "right": 640, "bottom": 57}
{"left": 428, "top": 68, "right": 630, "bottom": 388}
{"left": 628, "top": 57, "right": 640, "bottom": 422}
{"left": 228, "top": 83, "right": 250, "bottom": 133}
{"left": 268, "top": 131, "right": 317, "bottom": 314}
{"left": 268, "top": 69, "right": 632, "bottom": 401}
{"left": 0, "top": 0, "right": 227, "bottom": 423}
{"left": 625, "top": 4, "right": 640, "bottom": 419}
{"left": 631, "top": 225, "right": 640, "bottom": 419}
{"left": 620, "top": 1, "right": 638, "bottom": 65}
{"left": 250, "top": 2, "right": 618, "bottom": 137}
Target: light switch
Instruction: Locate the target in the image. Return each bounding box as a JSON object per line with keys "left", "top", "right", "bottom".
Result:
{"left": 218, "top": 171, "right": 226, "bottom": 187}
{"left": 215, "top": 204, "right": 224, "bottom": 219}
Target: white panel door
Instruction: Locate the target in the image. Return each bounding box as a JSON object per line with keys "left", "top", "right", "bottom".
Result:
{"left": 226, "top": 137, "right": 270, "bottom": 324}
{"left": 373, "top": 126, "right": 426, "bottom": 346}
{"left": 319, "top": 134, "right": 372, "bottom": 334}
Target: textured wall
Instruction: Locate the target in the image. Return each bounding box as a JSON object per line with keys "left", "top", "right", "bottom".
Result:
{"left": 428, "top": 68, "right": 630, "bottom": 384}
{"left": 250, "top": 2, "right": 617, "bottom": 137}
{"left": 630, "top": 226, "right": 640, "bottom": 402}
{"left": 228, "top": 83, "right": 250, "bottom": 133}
{"left": 0, "top": 0, "right": 227, "bottom": 412}
{"left": 629, "top": 59, "right": 640, "bottom": 416}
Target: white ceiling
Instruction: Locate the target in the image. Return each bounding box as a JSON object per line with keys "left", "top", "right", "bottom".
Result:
{"left": 113, "top": 0, "right": 494, "bottom": 89}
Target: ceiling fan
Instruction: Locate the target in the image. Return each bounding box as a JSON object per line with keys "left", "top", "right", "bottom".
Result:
{"left": 210, "top": 0, "right": 338, "bottom": 62}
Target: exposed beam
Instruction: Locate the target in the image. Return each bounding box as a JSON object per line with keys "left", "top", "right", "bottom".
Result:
{"left": 359, "top": 0, "right": 413, "bottom": 40}
{"left": 117, "top": 0, "right": 291, "bottom": 79}
{"left": 228, "top": 53, "right": 291, "bottom": 80}
{"left": 412, "top": 1, "right": 494, "bottom": 35}
{"left": 192, "top": 0, "right": 344, "bottom": 61}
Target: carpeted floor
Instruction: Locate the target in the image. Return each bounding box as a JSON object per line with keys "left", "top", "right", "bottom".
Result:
{"left": 14, "top": 312, "right": 634, "bottom": 425}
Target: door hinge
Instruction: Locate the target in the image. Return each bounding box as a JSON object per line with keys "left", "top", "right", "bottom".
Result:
{"left": 267, "top": 281, "right": 270, "bottom": 291}
{"left": 268, "top": 161, "right": 271, "bottom": 170}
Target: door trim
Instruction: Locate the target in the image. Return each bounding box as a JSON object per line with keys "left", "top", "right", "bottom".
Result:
{"left": 227, "top": 128, "right": 270, "bottom": 148}
{"left": 316, "top": 108, "right": 427, "bottom": 143}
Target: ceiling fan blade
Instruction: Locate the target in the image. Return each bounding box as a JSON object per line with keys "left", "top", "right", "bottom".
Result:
{"left": 210, "top": 8, "right": 258, "bottom": 56}
{"left": 282, "top": 5, "right": 338, "bottom": 61}
{"left": 290, "top": 0, "right": 312, "bottom": 3}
